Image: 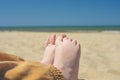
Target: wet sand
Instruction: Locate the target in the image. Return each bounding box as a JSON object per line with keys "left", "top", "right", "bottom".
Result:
{"left": 0, "top": 31, "right": 120, "bottom": 80}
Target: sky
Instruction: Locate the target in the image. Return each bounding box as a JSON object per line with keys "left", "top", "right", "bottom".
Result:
{"left": 0, "top": 0, "right": 120, "bottom": 26}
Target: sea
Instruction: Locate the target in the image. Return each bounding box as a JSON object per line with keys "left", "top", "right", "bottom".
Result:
{"left": 0, "top": 26, "right": 120, "bottom": 32}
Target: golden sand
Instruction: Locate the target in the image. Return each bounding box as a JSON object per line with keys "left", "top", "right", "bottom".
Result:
{"left": 0, "top": 31, "right": 120, "bottom": 80}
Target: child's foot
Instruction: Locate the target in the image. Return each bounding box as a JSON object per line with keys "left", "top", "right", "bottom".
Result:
{"left": 41, "top": 34, "right": 56, "bottom": 65}
{"left": 54, "top": 35, "right": 81, "bottom": 80}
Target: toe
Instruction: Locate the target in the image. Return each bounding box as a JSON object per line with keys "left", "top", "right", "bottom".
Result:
{"left": 45, "top": 36, "right": 50, "bottom": 47}
{"left": 72, "top": 40, "right": 77, "bottom": 45}
{"left": 56, "top": 36, "right": 62, "bottom": 44}
{"left": 61, "top": 34, "right": 66, "bottom": 39}
{"left": 56, "top": 34, "right": 66, "bottom": 45}
{"left": 49, "top": 34, "right": 56, "bottom": 45}
{"left": 68, "top": 38, "right": 72, "bottom": 41}
{"left": 76, "top": 43, "right": 81, "bottom": 49}
{"left": 63, "top": 37, "right": 68, "bottom": 41}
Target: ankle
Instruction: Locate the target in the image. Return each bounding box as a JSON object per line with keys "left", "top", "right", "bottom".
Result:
{"left": 54, "top": 64, "right": 74, "bottom": 80}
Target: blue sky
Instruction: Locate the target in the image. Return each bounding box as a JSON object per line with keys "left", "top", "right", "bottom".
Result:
{"left": 0, "top": 0, "right": 120, "bottom": 26}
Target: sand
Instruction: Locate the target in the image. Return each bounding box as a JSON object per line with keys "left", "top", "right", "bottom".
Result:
{"left": 0, "top": 31, "right": 120, "bottom": 80}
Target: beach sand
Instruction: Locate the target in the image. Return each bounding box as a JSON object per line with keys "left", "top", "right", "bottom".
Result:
{"left": 0, "top": 31, "right": 120, "bottom": 80}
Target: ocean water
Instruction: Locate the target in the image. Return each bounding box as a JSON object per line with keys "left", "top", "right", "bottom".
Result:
{"left": 0, "top": 26, "right": 120, "bottom": 32}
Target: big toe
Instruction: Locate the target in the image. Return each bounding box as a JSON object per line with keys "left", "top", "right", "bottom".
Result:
{"left": 49, "top": 34, "right": 56, "bottom": 45}
{"left": 45, "top": 34, "right": 56, "bottom": 47}
{"left": 55, "top": 34, "right": 66, "bottom": 45}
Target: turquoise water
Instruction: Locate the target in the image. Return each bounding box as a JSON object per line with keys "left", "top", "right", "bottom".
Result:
{"left": 0, "top": 26, "right": 120, "bottom": 32}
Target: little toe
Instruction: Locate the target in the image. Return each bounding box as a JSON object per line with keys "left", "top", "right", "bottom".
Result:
{"left": 76, "top": 43, "right": 81, "bottom": 49}
{"left": 72, "top": 40, "right": 77, "bottom": 45}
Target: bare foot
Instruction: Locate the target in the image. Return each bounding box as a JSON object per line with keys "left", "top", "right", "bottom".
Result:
{"left": 54, "top": 35, "right": 81, "bottom": 80}
{"left": 41, "top": 34, "right": 56, "bottom": 65}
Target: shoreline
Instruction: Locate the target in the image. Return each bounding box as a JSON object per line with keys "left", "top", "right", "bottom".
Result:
{"left": 0, "top": 26, "right": 120, "bottom": 32}
{"left": 0, "top": 30, "right": 120, "bottom": 33}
